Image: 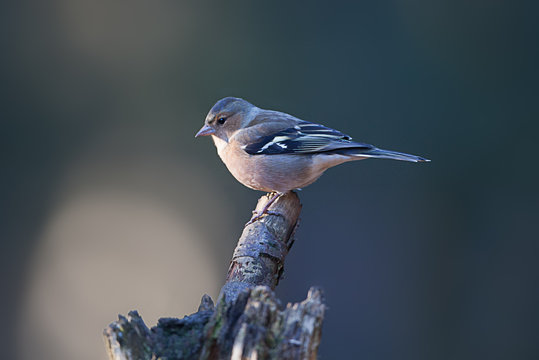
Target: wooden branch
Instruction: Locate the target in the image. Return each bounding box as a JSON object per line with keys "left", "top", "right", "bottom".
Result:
{"left": 103, "top": 191, "right": 326, "bottom": 360}
{"left": 222, "top": 192, "right": 301, "bottom": 303}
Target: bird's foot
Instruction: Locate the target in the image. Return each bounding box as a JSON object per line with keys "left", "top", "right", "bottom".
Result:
{"left": 245, "top": 191, "right": 285, "bottom": 226}
{"left": 245, "top": 209, "right": 280, "bottom": 225}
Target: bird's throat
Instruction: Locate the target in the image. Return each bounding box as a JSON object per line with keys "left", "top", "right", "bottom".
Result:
{"left": 212, "top": 135, "right": 228, "bottom": 157}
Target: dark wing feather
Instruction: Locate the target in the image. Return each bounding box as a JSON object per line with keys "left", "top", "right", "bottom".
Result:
{"left": 243, "top": 121, "right": 374, "bottom": 155}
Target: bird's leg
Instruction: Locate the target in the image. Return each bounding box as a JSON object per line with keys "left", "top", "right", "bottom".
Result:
{"left": 246, "top": 191, "right": 285, "bottom": 225}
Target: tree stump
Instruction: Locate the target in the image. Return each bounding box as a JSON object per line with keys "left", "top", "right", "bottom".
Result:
{"left": 103, "top": 192, "right": 326, "bottom": 360}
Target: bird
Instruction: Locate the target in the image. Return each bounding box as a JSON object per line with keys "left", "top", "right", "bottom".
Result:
{"left": 195, "top": 97, "right": 430, "bottom": 224}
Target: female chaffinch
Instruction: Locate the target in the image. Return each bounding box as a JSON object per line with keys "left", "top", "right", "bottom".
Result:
{"left": 196, "top": 97, "right": 430, "bottom": 223}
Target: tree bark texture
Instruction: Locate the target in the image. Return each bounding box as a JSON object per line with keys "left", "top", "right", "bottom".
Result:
{"left": 103, "top": 191, "right": 326, "bottom": 360}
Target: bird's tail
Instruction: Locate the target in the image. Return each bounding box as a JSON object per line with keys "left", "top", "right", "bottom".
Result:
{"left": 345, "top": 147, "right": 430, "bottom": 163}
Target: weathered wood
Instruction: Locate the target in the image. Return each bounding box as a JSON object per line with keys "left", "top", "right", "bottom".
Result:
{"left": 103, "top": 191, "right": 326, "bottom": 360}
{"left": 221, "top": 192, "right": 301, "bottom": 303}
{"left": 104, "top": 311, "right": 152, "bottom": 360}
{"left": 199, "top": 286, "right": 325, "bottom": 360}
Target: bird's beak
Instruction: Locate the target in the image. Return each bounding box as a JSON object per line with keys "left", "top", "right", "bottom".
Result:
{"left": 195, "top": 124, "right": 215, "bottom": 138}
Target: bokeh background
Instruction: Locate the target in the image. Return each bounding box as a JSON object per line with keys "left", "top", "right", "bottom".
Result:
{"left": 2, "top": 1, "right": 538, "bottom": 359}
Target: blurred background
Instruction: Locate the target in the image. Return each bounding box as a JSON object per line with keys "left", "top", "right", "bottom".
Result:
{"left": 1, "top": 1, "right": 538, "bottom": 359}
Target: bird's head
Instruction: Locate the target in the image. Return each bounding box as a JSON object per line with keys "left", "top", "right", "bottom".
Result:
{"left": 195, "top": 97, "right": 254, "bottom": 142}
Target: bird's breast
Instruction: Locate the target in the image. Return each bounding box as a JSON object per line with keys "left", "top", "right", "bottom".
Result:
{"left": 215, "top": 140, "right": 330, "bottom": 193}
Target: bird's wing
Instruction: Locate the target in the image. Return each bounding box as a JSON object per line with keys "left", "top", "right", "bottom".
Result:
{"left": 241, "top": 120, "right": 374, "bottom": 155}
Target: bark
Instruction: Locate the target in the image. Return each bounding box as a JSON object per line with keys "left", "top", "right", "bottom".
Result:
{"left": 103, "top": 191, "right": 326, "bottom": 360}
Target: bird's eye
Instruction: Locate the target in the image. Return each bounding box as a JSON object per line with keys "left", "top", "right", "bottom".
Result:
{"left": 217, "top": 117, "right": 227, "bottom": 125}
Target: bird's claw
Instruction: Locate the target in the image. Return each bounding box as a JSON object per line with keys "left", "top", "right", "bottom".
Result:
{"left": 246, "top": 210, "right": 280, "bottom": 226}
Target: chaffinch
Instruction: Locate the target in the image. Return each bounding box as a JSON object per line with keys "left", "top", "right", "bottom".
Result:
{"left": 196, "top": 97, "right": 430, "bottom": 223}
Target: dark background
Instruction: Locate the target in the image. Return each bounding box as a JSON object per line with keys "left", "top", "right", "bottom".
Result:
{"left": 2, "top": 1, "right": 538, "bottom": 359}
